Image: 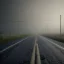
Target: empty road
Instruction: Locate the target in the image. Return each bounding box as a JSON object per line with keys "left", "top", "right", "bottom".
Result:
{"left": 0, "top": 36, "right": 64, "bottom": 64}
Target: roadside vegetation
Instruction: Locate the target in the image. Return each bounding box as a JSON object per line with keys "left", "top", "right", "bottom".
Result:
{"left": 0, "top": 34, "right": 28, "bottom": 44}
{"left": 44, "top": 34, "right": 64, "bottom": 43}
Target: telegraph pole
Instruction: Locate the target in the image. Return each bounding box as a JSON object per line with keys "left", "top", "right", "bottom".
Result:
{"left": 60, "top": 15, "right": 61, "bottom": 36}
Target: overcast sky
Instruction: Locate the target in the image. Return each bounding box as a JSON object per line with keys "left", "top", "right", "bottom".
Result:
{"left": 0, "top": 0, "right": 64, "bottom": 35}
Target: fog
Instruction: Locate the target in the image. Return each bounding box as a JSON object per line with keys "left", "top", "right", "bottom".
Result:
{"left": 0, "top": 0, "right": 64, "bottom": 35}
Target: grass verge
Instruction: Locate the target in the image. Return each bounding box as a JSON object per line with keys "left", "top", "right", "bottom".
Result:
{"left": 0, "top": 34, "right": 28, "bottom": 44}
{"left": 44, "top": 34, "right": 64, "bottom": 43}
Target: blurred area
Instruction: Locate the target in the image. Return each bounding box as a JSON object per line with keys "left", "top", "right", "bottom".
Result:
{"left": 0, "top": 0, "right": 64, "bottom": 43}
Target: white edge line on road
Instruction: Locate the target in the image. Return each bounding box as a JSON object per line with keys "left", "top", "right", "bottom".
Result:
{"left": 0, "top": 37, "right": 29, "bottom": 53}
{"left": 40, "top": 36, "right": 64, "bottom": 50}
{"left": 48, "top": 40, "right": 64, "bottom": 50}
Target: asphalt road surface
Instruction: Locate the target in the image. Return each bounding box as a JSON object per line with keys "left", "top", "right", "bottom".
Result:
{"left": 37, "top": 36, "right": 64, "bottom": 64}
{"left": 0, "top": 36, "right": 35, "bottom": 64}
{"left": 0, "top": 36, "right": 64, "bottom": 64}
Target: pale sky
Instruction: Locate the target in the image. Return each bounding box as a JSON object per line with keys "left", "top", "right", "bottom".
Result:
{"left": 0, "top": 0, "right": 64, "bottom": 35}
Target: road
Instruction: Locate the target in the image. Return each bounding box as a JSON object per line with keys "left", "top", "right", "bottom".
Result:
{"left": 37, "top": 36, "right": 64, "bottom": 64}
{"left": 0, "top": 36, "right": 64, "bottom": 64}
{"left": 0, "top": 37, "right": 35, "bottom": 64}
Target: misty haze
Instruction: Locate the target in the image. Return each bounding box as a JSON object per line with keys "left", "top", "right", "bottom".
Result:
{"left": 0, "top": 0, "right": 64, "bottom": 35}
{"left": 0, "top": 0, "right": 64, "bottom": 64}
